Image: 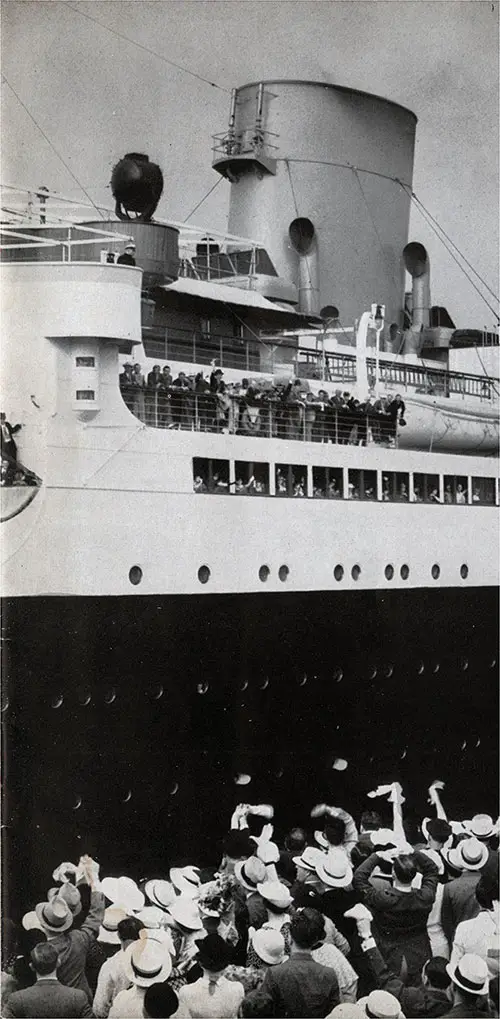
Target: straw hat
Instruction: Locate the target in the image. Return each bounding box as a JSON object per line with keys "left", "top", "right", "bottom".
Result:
{"left": 357, "top": 989, "right": 405, "bottom": 1018}
{"left": 444, "top": 838, "right": 489, "bottom": 872}
{"left": 168, "top": 896, "right": 203, "bottom": 931}
{"left": 234, "top": 857, "right": 266, "bottom": 892}
{"left": 21, "top": 911, "right": 44, "bottom": 933}
{"left": 464, "top": 814, "right": 496, "bottom": 840}
{"left": 292, "top": 846, "right": 324, "bottom": 872}
{"left": 101, "top": 876, "right": 145, "bottom": 912}
{"left": 98, "top": 906, "right": 128, "bottom": 945}
{"left": 251, "top": 928, "right": 287, "bottom": 966}
{"left": 124, "top": 938, "right": 172, "bottom": 987}
{"left": 144, "top": 880, "right": 176, "bottom": 911}
{"left": 170, "top": 866, "right": 201, "bottom": 898}
{"left": 35, "top": 898, "right": 73, "bottom": 934}
{"left": 256, "top": 881, "right": 292, "bottom": 909}
{"left": 446, "top": 954, "right": 489, "bottom": 996}
{"left": 135, "top": 906, "right": 170, "bottom": 929}
{"left": 316, "top": 849, "right": 353, "bottom": 889}
{"left": 48, "top": 884, "right": 82, "bottom": 916}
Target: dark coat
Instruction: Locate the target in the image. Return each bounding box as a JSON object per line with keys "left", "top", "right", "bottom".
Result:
{"left": 261, "top": 951, "right": 340, "bottom": 1018}
{"left": 3, "top": 978, "right": 93, "bottom": 1017}
{"left": 48, "top": 890, "right": 105, "bottom": 1001}
{"left": 441, "top": 872, "right": 481, "bottom": 948}
{"left": 364, "top": 942, "right": 451, "bottom": 1017}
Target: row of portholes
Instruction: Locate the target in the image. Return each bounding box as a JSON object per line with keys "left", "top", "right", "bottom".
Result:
{"left": 131, "top": 563, "right": 470, "bottom": 586}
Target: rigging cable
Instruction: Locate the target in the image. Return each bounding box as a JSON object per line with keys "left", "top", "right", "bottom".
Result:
{"left": 183, "top": 178, "right": 222, "bottom": 223}
{"left": 65, "top": 3, "right": 230, "bottom": 92}
{"left": 1, "top": 76, "right": 105, "bottom": 220}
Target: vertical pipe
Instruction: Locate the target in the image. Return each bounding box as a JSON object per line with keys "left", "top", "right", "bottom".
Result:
{"left": 256, "top": 83, "right": 264, "bottom": 131}
{"left": 228, "top": 89, "right": 236, "bottom": 144}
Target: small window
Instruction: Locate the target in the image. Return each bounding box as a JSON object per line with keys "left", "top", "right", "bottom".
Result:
{"left": 431, "top": 564, "right": 440, "bottom": 579}
{"left": 75, "top": 356, "right": 95, "bottom": 368}
{"left": 198, "top": 565, "right": 210, "bottom": 584}
{"left": 334, "top": 565, "right": 344, "bottom": 581}
{"left": 76, "top": 390, "right": 95, "bottom": 400}
{"left": 129, "top": 565, "right": 143, "bottom": 586}
{"left": 382, "top": 472, "right": 409, "bottom": 502}
{"left": 385, "top": 564, "right": 394, "bottom": 580}
{"left": 460, "top": 564, "right": 469, "bottom": 579}
{"left": 414, "top": 473, "right": 440, "bottom": 504}
{"left": 235, "top": 461, "right": 269, "bottom": 495}
{"left": 193, "top": 458, "right": 229, "bottom": 494}
{"left": 278, "top": 565, "right": 289, "bottom": 582}
{"left": 351, "top": 564, "right": 361, "bottom": 580}
{"left": 400, "top": 564, "right": 410, "bottom": 580}
{"left": 348, "top": 469, "right": 376, "bottom": 500}
{"left": 444, "top": 475, "right": 468, "bottom": 505}
{"left": 259, "top": 565, "right": 270, "bottom": 582}
{"left": 276, "top": 464, "right": 307, "bottom": 497}
{"left": 312, "top": 466, "right": 343, "bottom": 499}
{"left": 472, "top": 478, "right": 495, "bottom": 505}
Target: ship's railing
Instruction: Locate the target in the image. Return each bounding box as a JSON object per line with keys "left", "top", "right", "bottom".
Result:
{"left": 143, "top": 326, "right": 497, "bottom": 399}
{"left": 120, "top": 387, "right": 400, "bottom": 447}
{"left": 212, "top": 129, "right": 279, "bottom": 160}
{"left": 0, "top": 221, "right": 133, "bottom": 259}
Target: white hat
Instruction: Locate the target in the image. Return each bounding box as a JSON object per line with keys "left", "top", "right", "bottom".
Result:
{"left": 21, "top": 911, "right": 44, "bottom": 932}
{"left": 444, "top": 838, "right": 489, "bottom": 872}
{"left": 293, "top": 846, "right": 324, "bottom": 872}
{"left": 314, "top": 830, "right": 330, "bottom": 850}
{"left": 124, "top": 937, "right": 172, "bottom": 987}
{"left": 98, "top": 906, "right": 129, "bottom": 945}
{"left": 446, "top": 953, "right": 489, "bottom": 996}
{"left": 316, "top": 849, "right": 353, "bottom": 888}
{"left": 234, "top": 856, "right": 266, "bottom": 892}
{"left": 256, "top": 881, "right": 292, "bottom": 909}
{"left": 144, "top": 879, "right": 176, "bottom": 910}
{"left": 52, "top": 862, "right": 79, "bottom": 884}
{"left": 101, "top": 876, "right": 145, "bottom": 912}
{"left": 464, "top": 814, "right": 496, "bottom": 840}
{"left": 143, "top": 926, "right": 175, "bottom": 956}
{"left": 357, "top": 989, "right": 405, "bottom": 1018}
{"left": 370, "top": 829, "right": 397, "bottom": 848}
{"left": 168, "top": 896, "right": 203, "bottom": 930}
{"left": 170, "top": 866, "right": 201, "bottom": 898}
{"left": 326, "top": 1006, "right": 365, "bottom": 1018}
{"left": 124, "top": 241, "right": 136, "bottom": 250}
{"left": 135, "top": 906, "right": 170, "bottom": 929}
{"left": 251, "top": 928, "right": 287, "bottom": 966}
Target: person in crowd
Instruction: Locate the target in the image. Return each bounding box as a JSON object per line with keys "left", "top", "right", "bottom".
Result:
{"left": 35, "top": 855, "right": 105, "bottom": 1002}
{"left": 158, "top": 366, "right": 174, "bottom": 426}
{"left": 226, "top": 929, "right": 287, "bottom": 994}
{"left": 299, "top": 908, "right": 358, "bottom": 1003}
{"left": 239, "top": 987, "right": 275, "bottom": 1017}
{"left": 261, "top": 910, "right": 340, "bottom": 1018}
{"left": 116, "top": 241, "right": 136, "bottom": 266}
{"left": 247, "top": 882, "right": 293, "bottom": 957}
{"left": 441, "top": 838, "right": 489, "bottom": 950}
{"left": 450, "top": 864, "right": 499, "bottom": 979}
{"left": 0, "top": 413, "right": 22, "bottom": 480}
{"left": 119, "top": 363, "right": 135, "bottom": 412}
{"left": 171, "top": 371, "right": 192, "bottom": 428}
{"left": 352, "top": 902, "right": 451, "bottom": 1016}
{"left": 4, "top": 942, "right": 93, "bottom": 1018}
{"left": 108, "top": 936, "right": 172, "bottom": 1018}
{"left": 175, "top": 933, "right": 245, "bottom": 1018}
{"left": 93, "top": 915, "right": 145, "bottom": 1017}
{"left": 312, "top": 804, "right": 359, "bottom": 859}
{"left": 146, "top": 365, "right": 163, "bottom": 426}
{"left": 442, "top": 954, "right": 490, "bottom": 1017}
{"left": 143, "top": 981, "right": 179, "bottom": 1018}
{"left": 353, "top": 848, "right": 439, "bottom": 984}
{"left": 234, "top": 857, "right": 268, "bottom": 929}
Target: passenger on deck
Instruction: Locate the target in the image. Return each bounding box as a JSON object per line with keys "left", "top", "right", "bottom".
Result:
{"left": 116, "top": 241, "right": 136, "bottom": 267}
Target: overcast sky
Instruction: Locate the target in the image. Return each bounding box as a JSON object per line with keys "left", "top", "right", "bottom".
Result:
{"left": 1, "top": 0, "right": 498, "bottom": 327}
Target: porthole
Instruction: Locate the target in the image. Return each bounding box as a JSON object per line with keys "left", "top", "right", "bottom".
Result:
{"left": 417, "top": 661, "right": 425, "bottom": 675}
{"left": 169, "top": 781, "right": 179, "bottom": 796}
{"left": 400, "top": 564, "right": 410, "bottom": 580}
{"left": 121, "top": 789, "right": 132, "bottom": 804}
{"left": 197, "top": 681, "right": 209, "bottom": 695}
{"left": 259, "top": 677, "right": 270, "bottom": 690}
{"left": 461, "top": 658, "right": 469, "bottom": 671}
{"left": 71, "top": 796, "right": 83, "bottom": 811}
{"left": 51, "top": 694, "right": 64, "bottom": 709}
{"left": 431, "top": 564, "right": 440, "bottom": 579}
{"left": 333, "top": 667, "right": 343, "bottom": 683}
{"left": 129, "top": 565, "right": 143, "bottom": 586}
{"left": 385, "top": 564, "right": 394, "bottom": 581}
{"left": 385, "top": 664, "right": 394, "bottom": 678}
{"left": 77, "top": 690, "right": 92, "bottom": 706}
{"left": 1, "top": 696, "right": 9, "bottom": 713}
{"left": 433, "top": 663, "right": 440, "bottom": 674}
{"left": 368, "top": 666, "right": 377, "bottom": 679}
{"left": 259, "top": 565, "right": 270, "bottom": 582}
{"left": 149, "top": 684, "right": 164, "bottom": 700}
{"left": 298, "top": 674, "right": 308, "bottom": 687}
{"left": 460, "top": 564, "right": 468, "bottom": 579}
{"left": 490, "top": 658, "right": 497, "bottom": 669}
{"left": 351, "top": 564, "right": 361, "bottom": 581}
{"left": 334, "top": 565, "right": 344, "bottom": 582}
{"left": 278, "top": 565, "right": 289, "bottom": 582}
{"left": 198, "top": 565, "right": 210, "bottom": 584}
{"left": 104, "top": 688, "right": 116, "bottom": 705}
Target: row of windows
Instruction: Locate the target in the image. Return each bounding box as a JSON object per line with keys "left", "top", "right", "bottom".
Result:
{"left": 127, "top": 562, "right": 470, "bottom": 587}
{"left": 193, "top": 459, "right": 497, "bottom": 505}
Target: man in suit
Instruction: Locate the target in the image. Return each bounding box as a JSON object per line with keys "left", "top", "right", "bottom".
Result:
{"left": 4, "top": 942, "right": 93, "bottom": 1017}
{"left": 261, "top": 911, "right": 339, "bottom": 1017}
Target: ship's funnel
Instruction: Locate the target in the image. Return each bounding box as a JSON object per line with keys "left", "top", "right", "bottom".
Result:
{"left": 403, "top": 242, "right": 430, "bottom": 329}
{"left": 289, "top": 217, "right": 320, "bottom": 315}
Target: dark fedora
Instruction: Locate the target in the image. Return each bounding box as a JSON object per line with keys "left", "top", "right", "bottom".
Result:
{"left": 195, "top": 933, "right": 231, "bottom": 972}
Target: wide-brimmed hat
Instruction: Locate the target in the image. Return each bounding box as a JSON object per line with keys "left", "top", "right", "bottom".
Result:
{"left": 124, "top": 937, "right": 172, "bottom": 987}
{"left": 464, "top": 814, "right": 496, "bottom": 840}
{"left": 293, "top": 846, "right": 324, "bottom": 872}
{"left": 444, "top": 838, "right": 489, "bottom": 872}
{"left": 135, "top": 906, "right": 169, "bottom": 929}
{"left": 194, "top": 932, "right": 231, "bottom": 971}
{"left": 22, "top": 911, "right": 44, "bottom": 932}
{"left": 251, "top": 928, "right": 287, "bottom": 966}
{"left": 144, "top": 879, "right": 176, "bottom": 911}
{"left": 314, "top": 830, "right": 330, "bottom": 850}
{"left": 98, "top": 906, "right": 129, "bottom": 945}
{"left": 235, "top": 856, "right": 266, "bottom": 892}
{"left": 170, "top": 866, "right": 201, "bottom": 898}
{"left": 35, "top": 898, "right": 73, "bottom": 933}
{"left": 101, "top": 876, "right": 145, "bottom": 912}
{"left": 370, "top": 829, "right": 397, "bottom": 848}
{"left": 446, "top": 954, "right": 489, "bottom": 996}
{"left": 52, "top": 862, "right": 79, "bottom": 884}
{"left": 143, "top": 926, "right": 175, "bottom": 956}
{"left": 168, "top": 896, "right": 203, "bottom": 930}
{"left": 316, "top": 849, "right": 353, "bottom": 888}
{"left": 48, "top": 884, "right": 82, "bottom": 916}
{"left": 256, "top": 881, "right": 292, "bottom": 909}
{"left": 357, "top": 989, "right": 405, "bottom": 1018}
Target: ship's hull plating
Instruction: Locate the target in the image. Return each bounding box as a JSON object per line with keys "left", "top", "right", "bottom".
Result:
{"left": 2, "top": 585, "right": 498, "bottom": 916}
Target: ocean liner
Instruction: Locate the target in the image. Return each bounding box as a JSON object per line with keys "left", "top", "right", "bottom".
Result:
{"left": 1, "top": 80, "right": 498, "bottom": 917}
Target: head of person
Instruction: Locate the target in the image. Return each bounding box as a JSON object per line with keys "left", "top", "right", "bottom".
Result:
{"left": 426, "top": 818, "right": 452, "bottom": 850}
{"left": 118, "top": 916, "right": 145, "bottom": 948}
{"left": 143, "top": 981, "right": 179, "bottom": 1018}
{"left": 284, "top": 827, "right": 307, "bottom": 854}
{"left": 422, "top": 956, "right": 451, "bottom": 990}
{"left": 289, "top": 912, "right": 318, "bottom": 952}
{"left": 221, "top": 830, "right": 252, "bottom": 871}
{"left": 30, "top": 942, "right": 59, "bottom": 978}
{"left": 298, "top": 907, "right": 326, "bottom": 949}
{"left": 195, "top": 933, "right": 231, "bottom": 976}
{"left": 324, "top": 817, "right": 346, "bottom": 847}
{"left": 446, "top": 954, "right": 489, "bottom": 1007}
{"left": 475, "top": 867, "right": 499, "bottom": 910}
{"left": 392, "top": 854, "right": 417, "bottom": 889}
{"left": 125, "top": 242, "right": 136, "bottom": 254}
{"left": 240, "top": 989, "right": 276, "bottom": 1018}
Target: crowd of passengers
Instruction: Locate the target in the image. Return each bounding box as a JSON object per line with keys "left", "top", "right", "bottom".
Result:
{"left": 2, "top": 782, "right": 499, "bottom": 1019}
{"left": 119, "top": 364, "right": 406, "bottom": 444}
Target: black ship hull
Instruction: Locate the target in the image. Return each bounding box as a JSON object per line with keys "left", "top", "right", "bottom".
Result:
{"left": 2, "top": 585, "right": 498, "bottom": 916}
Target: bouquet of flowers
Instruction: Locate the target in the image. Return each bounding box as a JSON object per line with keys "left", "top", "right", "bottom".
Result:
{"left": 198, "top": 873, "right": 236, "bottom": 921}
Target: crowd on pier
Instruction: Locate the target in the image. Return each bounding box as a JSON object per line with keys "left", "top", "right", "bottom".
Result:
{"left": 119, "top": 364, "right": 406, "bottom": 444}
{"left": 2, "top": 782, "right": 499, "bottom": 1019}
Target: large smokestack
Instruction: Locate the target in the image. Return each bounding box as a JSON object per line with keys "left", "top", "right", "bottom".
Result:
{"left": 288, "top": 217, "right": 320, "bottom": 315}
{"left": 403, "top": 242, "right": 430, "bottom": 329}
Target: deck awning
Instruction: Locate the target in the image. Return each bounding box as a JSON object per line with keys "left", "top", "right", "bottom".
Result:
{"left": 152, "top": 276, "right": 321, "bottom": 326}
